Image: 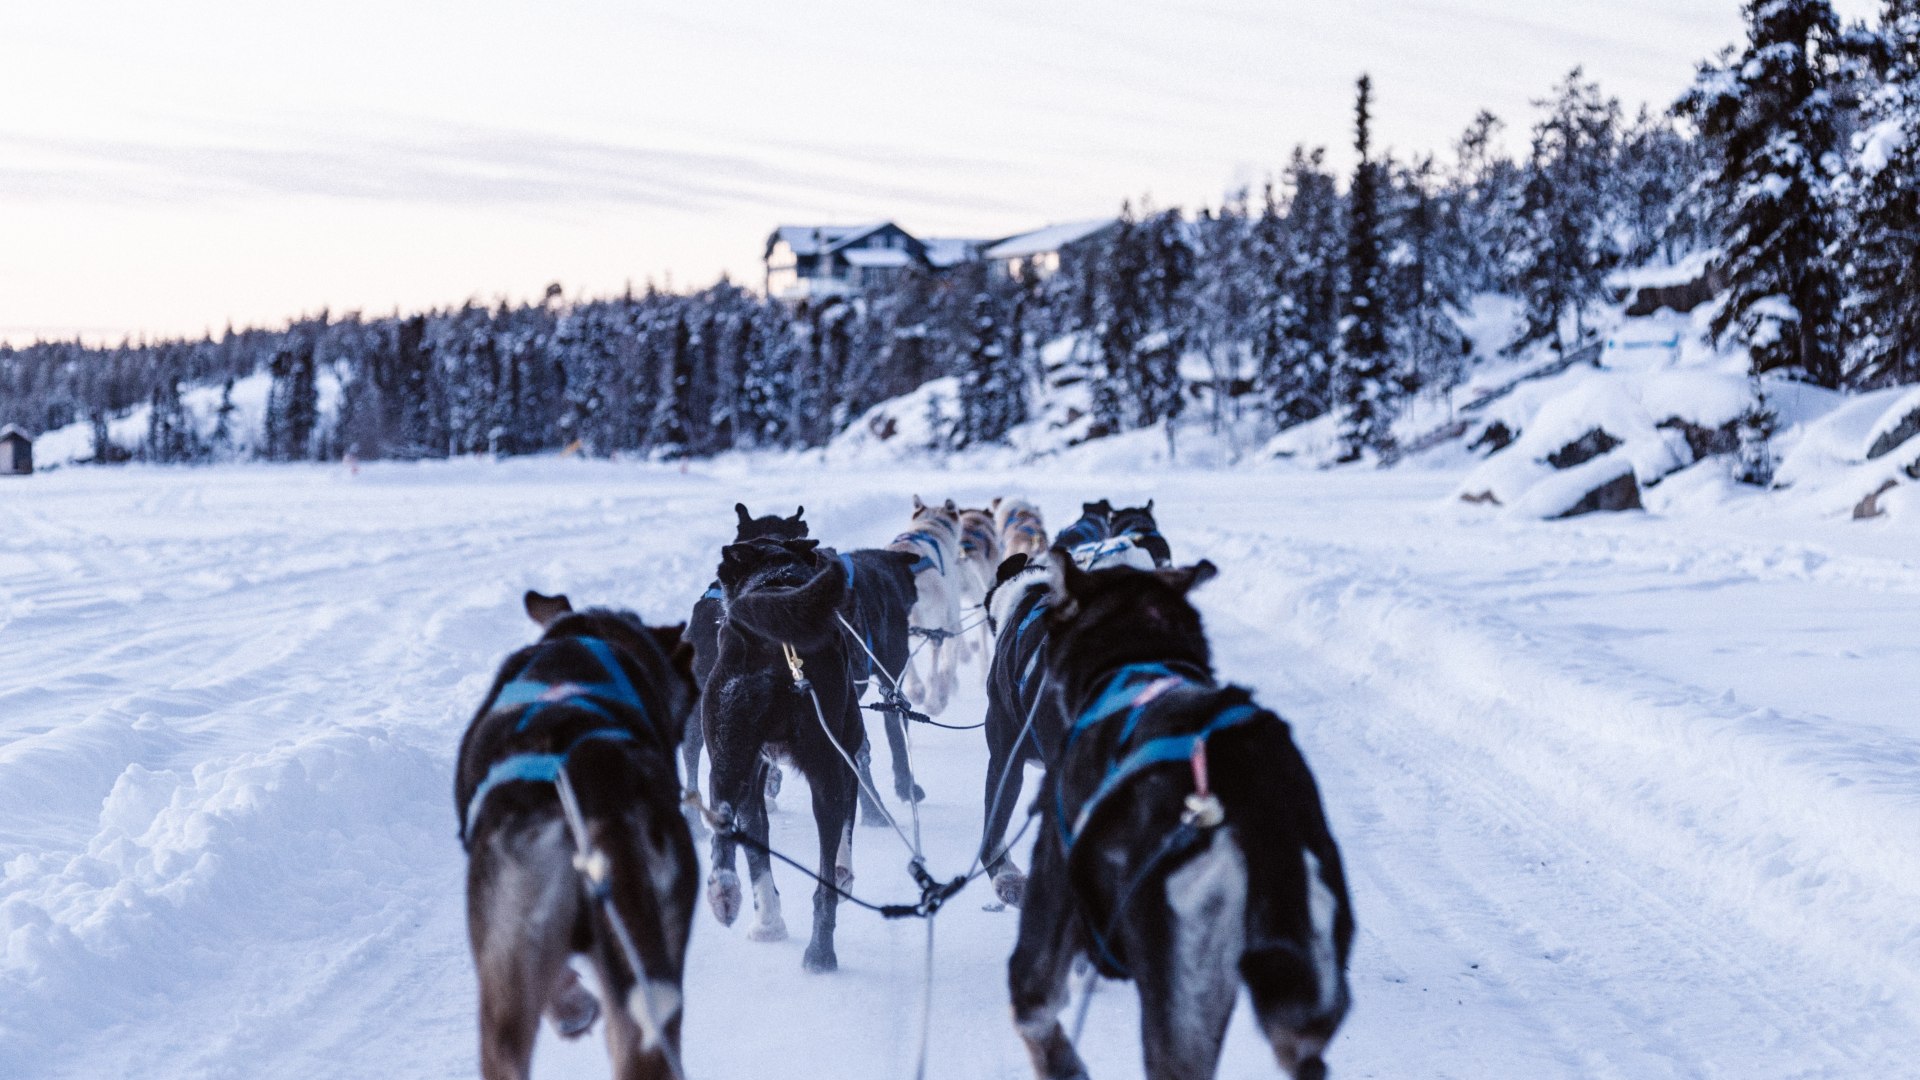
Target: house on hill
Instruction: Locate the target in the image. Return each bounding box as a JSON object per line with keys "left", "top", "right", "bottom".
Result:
{"left": 1, "top": 425, "right": 33, "bottom": 475}
{"left": 984, "top": 219, "right": 1116, "bottom": 281}
{"left": 764, "top": 222, "right": 927, "bottom": 303}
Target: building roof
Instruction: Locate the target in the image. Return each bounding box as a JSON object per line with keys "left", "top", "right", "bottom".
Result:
{"left": 0, "top": 424, "right": 30, "bottom": 443}
{"left": 842, "top": 247, "right": 914, "bottom": 269}
{"left": 921, "top": 237, "right": 988, "bottom": 269}
{"left": 768, "top": 222, "right": 894, "bottom": 258}
{"left": 983, "top": 218, "right": 1116, "bottom": 260}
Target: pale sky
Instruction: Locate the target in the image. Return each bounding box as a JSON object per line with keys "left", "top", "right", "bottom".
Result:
{"left": 0, "top": 0, "right": 1878, "bottom": 343}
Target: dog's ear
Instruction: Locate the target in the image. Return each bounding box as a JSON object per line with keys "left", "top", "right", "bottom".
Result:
{"left": 1157, "top": 560, "right": 1217, "bottom": 595}
{"left": 790, "top": 506, "right": 804, "bottom": 522}
{"left": 943, "top": 498, "right": 958, "bottom": 515}
{"left": 912, "top": 494, "right": 926, "bottom": 512}
{"left": 525, "top": 590, "right": 573, "bottom": 627}
{"left": 1046, "top": 547, "right": 1083, "bottom": 620}
{"left": 735, "top": 503, "right": 753, "bottom": 526}
{"left": 990, "top": 496, "right": 1002, "bottom": 511}
{"left": 994, "top": 552, "right": 1030, "bottom": 585}
{"left": 1145, "top": 498, "right": 1154, "bottom": 513}
{"left": 788, "top": 538, "right": 821, "bottom": 555}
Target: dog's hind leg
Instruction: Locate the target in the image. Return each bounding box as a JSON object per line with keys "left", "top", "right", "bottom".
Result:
{"left": 1007, "top": 833, "right": 1090, "bottom": 1080}
{"left": 469, "top": 820, "right": 584, "bottom": 1080}
{"left": 741, "top": 755, "right": 787, "bottom": 942}
{"left": 802, "top": 764, "right": 853, "bottom": 973}
{"left": 1134, "top": 831, "right": 1247, "bottom": 1079}
{"left": 854, "top": 738, "right": 889, "bottom": 826}
{"left": 882, "top": 708, "right": 925, "bottom": 804}
{"left": 979, "top": 704, "right": 1029, "bottom": 907}
{"left": 679, "top": 709, "right": 707, "bottom": 839}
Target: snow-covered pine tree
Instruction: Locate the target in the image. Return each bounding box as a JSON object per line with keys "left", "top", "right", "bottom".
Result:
{"left": 1136, "top": 207, "right": 1194, "bottom": 429}
{"left": 1266, "top": 147, "right": 1345, "bottom": 428}
{"left": 1390, "top": 156, "right": 1473, "bottom": 401}
{"left": 210, "top": 376, "right": 236, "bottom": 460}
{"left": 1450, "top": 111, "right": 1525, "bottom": 295}
{"left": 1337, "top": 74, "right": 1397, "bottom": 462}
{"left": 1679, "top": 0, "right": 1847, "bottom": 387}
{"left": 1615, "top": 107, "right": 1711, "bottom": 265}
{"left": 1841, "top": 0, "right": 1920, "bottom": 388}
{"left": 955, "top": 289, "right": 1028, "bottom": 447}
{"left": 1090, "top": 202, "right": 1148, "bottom": 437}
{"left": 1509, "top": 68, "right": 1622, "bottom": 356}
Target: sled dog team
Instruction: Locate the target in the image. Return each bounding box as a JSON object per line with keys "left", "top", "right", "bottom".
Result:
{"left": 455, "top": 495, "right": 1355, "bottom": 1080}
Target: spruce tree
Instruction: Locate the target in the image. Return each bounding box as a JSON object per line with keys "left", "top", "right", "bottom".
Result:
{"left": 1679, "top": 0, "right": 1846, "bottom": 387}
{"left": 1337, "top": 74, "right": 1396, "bottom": 461}
{"left": 1509, "top": 69, "right": 1622, "bottom": 356}
{"left": 1842, "top": 0, "right": 1920, "bottom": 387}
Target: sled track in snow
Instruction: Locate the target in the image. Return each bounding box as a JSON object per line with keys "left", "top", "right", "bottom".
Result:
{"left": 2, "top": 462, "right": 1916, "bottom": 1078}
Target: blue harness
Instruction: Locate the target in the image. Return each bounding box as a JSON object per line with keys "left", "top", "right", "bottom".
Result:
{"left": 838, "top": 553, "right": 877, "bottom": 686}
{"left": 1011, "top": 592, "right": 1050, "bottom": 696}
{"left": 1054, "top": 663, "right": 1261, "bottom": 853}
{"left": 892, "top": 530, "right": 946, "bottom": 576}
{"left": 1055, "top": 517, "right": 1108, "bottom": 550}
{"left": 461, "top": 637, "right": 654, "bottom": 845}
{"left": 701, "top": 583, "right": 724, "bottom": 602}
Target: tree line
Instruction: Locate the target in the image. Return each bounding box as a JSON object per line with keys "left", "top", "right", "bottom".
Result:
{"left": 1, "top": 0, "right": 1913, "bottom": 466}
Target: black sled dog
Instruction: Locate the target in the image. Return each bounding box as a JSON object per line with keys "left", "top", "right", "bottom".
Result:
{"left": 1051, "top": 499, "right": 1113, "bottom": 552}
{"left": 456, "top": 591, "right": 699, "bottom": 1080}
{"left": 682, "top": 504, "right": 809, "bottom": 821}
{"left": 976, "top": 551, "right": 1062, "bottom": 907}
{"left": 1008, "top": 557, "right": 1355, "bottom": 1080}
{"left": 1109, "top": 500, "right": 1172, "bottom": 567}
{"left": 704, "top": 536, "right": 863, "bottom": 972}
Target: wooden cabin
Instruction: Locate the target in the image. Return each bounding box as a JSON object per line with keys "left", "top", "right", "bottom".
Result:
{"left": 1, "top": 425, "right": 32, "bottom": 475}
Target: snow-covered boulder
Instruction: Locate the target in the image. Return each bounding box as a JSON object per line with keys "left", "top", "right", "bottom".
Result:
{"left": 1864, "top": 388, "right": 1920, "bottom": 461}
{"left": 1509, "top": 452, "right": 1643, "bottom": 519}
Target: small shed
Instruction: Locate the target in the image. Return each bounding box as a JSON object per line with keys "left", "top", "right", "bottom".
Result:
{"left": 1, "top": 425, "right": 33, "bottom": 475}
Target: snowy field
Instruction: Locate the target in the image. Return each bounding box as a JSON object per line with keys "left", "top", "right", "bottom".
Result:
{"left": 3, "top": 457, "right": 1918, "bottom": 1079}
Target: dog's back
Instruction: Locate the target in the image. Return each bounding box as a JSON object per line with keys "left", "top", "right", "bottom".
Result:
{"left": 458, "top": 599, "right": 699, "bottom": 1080}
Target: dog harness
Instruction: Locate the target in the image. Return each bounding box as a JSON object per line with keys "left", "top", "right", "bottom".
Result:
{"left": 1007, "top": 516, "right": 1047, "bottom": 544}
{"left": 1052, "top": 662, "right": 1260, "bottom": 977}
{"left": 701, "top": 583, "right": 724, "bottom": 602}
{"left": 1009, "top": 591, "right": 1050, "bottom": 695}
{"left": 461, "top": 637, "right": 654, "bottom": 845}
{"left": 837, "top": 552, "right": 878, "bottom": 686}
{"left": 960, "top": 518, "right": 996, "bottom": 556}
{"left": 1054, "top": 516, "right": 1109, "bottom": 551}
{"left": 891, "top": 530, "right": 946, "bottom": 576}
{"left": 1054, "top": 663, "right": 1261, "bottom": 854}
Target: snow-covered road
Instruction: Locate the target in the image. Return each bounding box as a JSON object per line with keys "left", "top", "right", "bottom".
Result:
{"left": 3, "top": 459, "right": 1915, "bottom": 1078}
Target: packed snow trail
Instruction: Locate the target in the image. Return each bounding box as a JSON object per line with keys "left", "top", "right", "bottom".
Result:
{"left": 2, "top": 459, "right": 1916, "bottom": 1079}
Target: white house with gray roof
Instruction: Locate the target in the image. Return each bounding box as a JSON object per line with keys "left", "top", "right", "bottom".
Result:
{"left": 763, "top": 217, "right": 1114, "bottom": 303}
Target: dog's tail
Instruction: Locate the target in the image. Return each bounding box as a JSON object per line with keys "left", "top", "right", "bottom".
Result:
{"left": 726, "top": 553, "right": 849, "bottom": 649}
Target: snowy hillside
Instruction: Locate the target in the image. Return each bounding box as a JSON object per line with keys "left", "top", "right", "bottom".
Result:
{"left": 3, "top": 455, "right": 1918, "bottom": 1079}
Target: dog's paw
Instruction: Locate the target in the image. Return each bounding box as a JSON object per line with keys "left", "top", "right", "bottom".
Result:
{"left": 896, "top": 780, "right": 927, "bottom": 804}
{"left": 707, "top": 869, "right": 742, "bottom": 926}
{"left": 546, "top": 981, "right": 601, "bottom": 1040}
{"left": 802, "top": 942, "right": 838, "bottom": 974}
{"left": 747, "top": 913, "right": 789, "bottom": 942}
{"left": 834, "top": 865, "right": 854, "bottom": 890}
{"left": 994, "top": 871, "right": 1027, "bottom": 908}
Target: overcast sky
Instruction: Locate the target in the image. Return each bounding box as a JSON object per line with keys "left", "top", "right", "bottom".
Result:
{"left": 0, "top": 0, "right": 1877, "bottom": 343}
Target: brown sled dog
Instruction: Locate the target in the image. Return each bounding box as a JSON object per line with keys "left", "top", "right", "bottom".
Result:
{"left": 456, "top": 591, "right": 699, "bottom": 1080}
